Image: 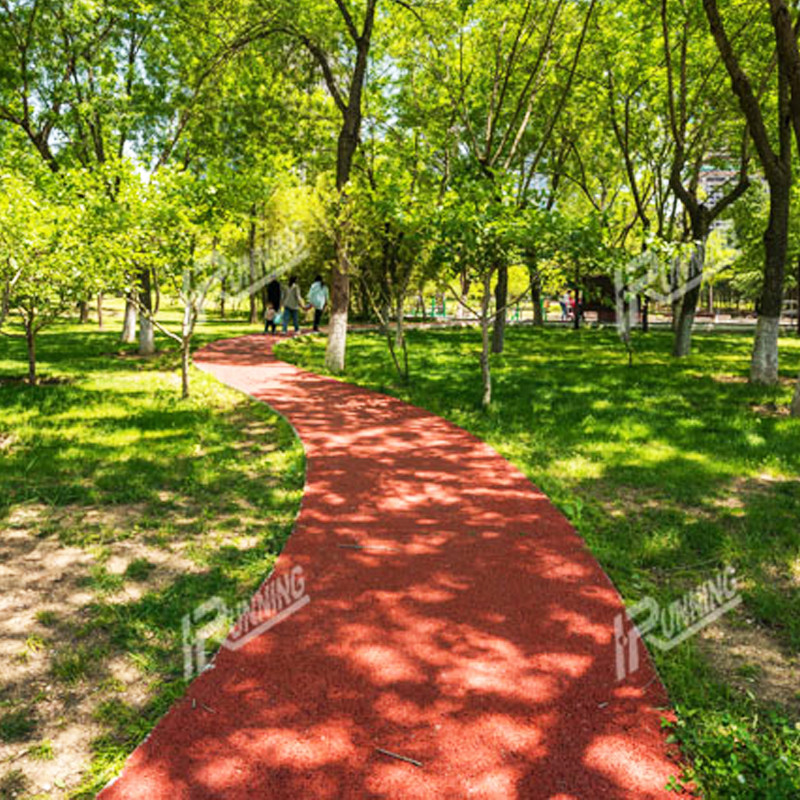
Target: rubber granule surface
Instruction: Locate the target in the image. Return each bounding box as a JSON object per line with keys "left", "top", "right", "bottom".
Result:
{"left": 98, "top": 334, "right": 689, "bottom": 799}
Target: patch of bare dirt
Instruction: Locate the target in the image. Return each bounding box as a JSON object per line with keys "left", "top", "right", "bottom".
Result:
{"left": 110, "top": 349, "right": 174, "bottom": 360}
{"left": 711, "top": 373, "right": 748, "bottom": 384}
{"left": 0, "top": 376, "right": 72, "bottom": 387}
{"left": 751, "top": 402, "right": 792, "bottom": 418}
{"left": 699, "top": 613, "right": 800, "bottom": 716}
{"left": 0, "top": 503, "right": 205, "bottom": 798}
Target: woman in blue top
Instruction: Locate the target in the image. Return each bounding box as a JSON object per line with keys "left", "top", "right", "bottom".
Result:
{"left": 307, "top": 275, "right": 330, "bottom": 332}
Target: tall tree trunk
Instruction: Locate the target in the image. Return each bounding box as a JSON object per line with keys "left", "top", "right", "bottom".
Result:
{"left": 248, "top": 208, "right": 259, "bottom": 325}
{"left": 138, "top": 269, "right": 155, "bottom": 356}
{"left": 97, "top": 293, "right": 104, "bottom": 330}
{"left": 1, "top": 276, "right": 10, "bottom": 325}
{"left": 459, "top": 271, "right": 471, "bottom": 320}
{"left": 530, "top": 268, "right": 544, "bottom": 327}
{"left": 180, "top": 303, "right": 196, "bottom": 399}
{"left": 673, "top": 237, "right": 707, "bottom": 357}
{"left": 323, "top": 1, "right": 377, "bottom": 373}
{"left": 25, "top": 316, "right": 36, "bottom": 385}
{"left": 480, "top": 274, "right": 492, "bottom": 408}
{"left": 641, "top": 295, "right": 649, "bottom": 333}
{"left": 395, "top": 295, "right": 409, "bottom": 381}
{"left": 326, "top": 229, "right": 351, "bottom": 372}
{"left": 78, "top": 300, "right": 89, "bottom": 324}
{"left": 751, "top": 179, "right": 790, "bottom": 384}
{"left": 492, "top": 263, "right": 508, "bottom": 353}
{"left": 181, "top": 340, "right": 190, "bottom": 399}
{"left": 121, "top": 295, "right": 137, "bottom": 342}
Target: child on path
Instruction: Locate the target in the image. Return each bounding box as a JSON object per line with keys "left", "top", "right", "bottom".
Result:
{"left": 265, "top": 277, "right": 282, "bottom": 334}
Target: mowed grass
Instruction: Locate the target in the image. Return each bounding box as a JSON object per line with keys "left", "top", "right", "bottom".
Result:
{"left": 0, "top": 313, "right": 304, "bottom": 798}
{"left": 278, "top": 325, "right": 800, "bottom": 799}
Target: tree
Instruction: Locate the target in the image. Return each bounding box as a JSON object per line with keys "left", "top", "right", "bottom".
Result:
{"left": 0, "top": 165, "right": 108, "bottom": 383}
{"left": 661, "top": 0, "right": 750, "bottom": 357}
{"left": 702, "top": 0, "right": 792, "bottom": 384}
{"left": 413, "top": 0, "right": 598, "bottom": 353}
{"left": 433, "top": 178, "right": 520, "bottom": 408}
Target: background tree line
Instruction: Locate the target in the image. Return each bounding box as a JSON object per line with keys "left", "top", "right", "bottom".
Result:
{"left": 2, "top": 0, "right": 800, "bottom": 412}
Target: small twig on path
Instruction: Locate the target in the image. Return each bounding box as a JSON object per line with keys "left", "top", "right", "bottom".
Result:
{"left": 337, "top": 544, "right": 401, "bottom": 553}
{"left": 6, "top": 747, "right": 30, "bottom": 763}
{"left": 375, "top": 747, "right": 423, "bottom": 768}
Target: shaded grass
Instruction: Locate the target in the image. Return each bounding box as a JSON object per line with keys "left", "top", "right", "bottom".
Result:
{"left": 0, "top": 314, "right": 305, "bottom": 797}
{"left": 278, "top": 324, "right": 800, "bottom": 798}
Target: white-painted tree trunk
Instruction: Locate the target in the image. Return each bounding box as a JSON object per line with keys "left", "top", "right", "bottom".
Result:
{"left": 325, "top": 309, "right": 348, "bottom": 372}
{"left": 139, "top": 313, "right": 155, "bottom": 355}
{"left": 750, "top": 316, "right": 780, "bottom": 384}
{"left": 121, "top": 298, "right": 137, "bottom": 343}
{"left": 480, "top": 274, "right": 492, "bottom": 408}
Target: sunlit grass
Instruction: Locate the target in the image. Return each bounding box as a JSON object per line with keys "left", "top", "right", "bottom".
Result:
{"left": 278, "top": 324, "right": 800, "bottom": 798}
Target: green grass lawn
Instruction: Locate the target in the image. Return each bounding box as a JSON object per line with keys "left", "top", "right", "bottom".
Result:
{"left": 278, "top": 325, "right": 800, "bottom": 799}
{"left": 0, "top": 313, "right": 304, "bottom": 798}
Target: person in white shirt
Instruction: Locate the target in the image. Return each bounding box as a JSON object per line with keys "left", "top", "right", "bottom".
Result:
{"left": 307, "top": 275, "right": 330, "bottom": 332}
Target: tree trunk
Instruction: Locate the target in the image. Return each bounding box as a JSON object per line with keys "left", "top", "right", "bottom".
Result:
{"left": 641, "top": 295, "right": 649, "bottom": 333}
{"left": 1, "top": 276, "right": 10, "bottom": 325}
{"left": 791, "top": 373, "right": 800, "bottom": 416}
{"left": 325, "top": 124, "right": 360, "bottom": 372}
{"left": 673, "top": 239, "right": 707, "bottom": 357}
{"left": 323, "top": 2, "right": 376, "bottom": 372}
{"left": 181, "top": 340, "right": 190, "bottom": 399}
{"left": 78, "top": 300, "right": 89, "bottom": 324}
{"left": 530, "top": 269, "right": 544, "bottom": 327}
{"left": 395, "top": 295, "right": 409, "bottom": 381}
{"left": 325, "top": 222, "right": 351, "bottom": 372}
{"left": 138, "top": 269, "right": 155, "bottom": 356}
{"left": 325, "top": 255, "right": 350, "bottom": 372}
{"left": 480, "top": 274, "right": 492, "bottom": 408}
{"left": 180, "top": 303, "right": 196, "bottom": 399}
{"left": 25, "top": 319, "right": 36, "bottom": 385}
{"left": 796, "top": 255, "right": 800, "bottom": 336}
{"left": 492, "top": 263, "right": 508, "bottom": 354}
{"left": 97, "top": 293, "right": 104, "bottom": 330}
{"left": 248, "top": 209, "right": 259, "bottom": 325}
{"left": 751, "top": 178, "right": 790, "bottom": 384}
{"left": 122, "top": 295, "right": 137, "bottom": 342}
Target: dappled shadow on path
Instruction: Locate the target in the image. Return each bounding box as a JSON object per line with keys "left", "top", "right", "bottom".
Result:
{"left": 99, "top": 335, "right": 686, "bottom": 799}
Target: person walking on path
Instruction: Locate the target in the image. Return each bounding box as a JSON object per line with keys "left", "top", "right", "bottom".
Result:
{"left": 307, "top": 275, "right": 330, "bottom": 332}
{"left": 282, "top": 276, "right": 304, "bottom": 333}
{"left": 265, "top": 277, "right": 282, "bottom": 334}
{"left": 559, "top": 291, "right": 570, "bottom": 321}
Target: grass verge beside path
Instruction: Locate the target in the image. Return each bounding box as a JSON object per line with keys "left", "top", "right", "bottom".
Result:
{"left": 278, "top": 325, "right": 800, "bottom": 799}
{"left": 0, "top": 318, "right": 304, "bottom": 799}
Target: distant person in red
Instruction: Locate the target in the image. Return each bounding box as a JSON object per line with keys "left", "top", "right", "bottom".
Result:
{"left": 569, "top": 292, "right": 577, "bottom": 320}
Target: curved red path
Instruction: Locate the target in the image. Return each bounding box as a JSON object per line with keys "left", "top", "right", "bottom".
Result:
{"left": 99, "top": 335, "right": 685, "bottom": 799}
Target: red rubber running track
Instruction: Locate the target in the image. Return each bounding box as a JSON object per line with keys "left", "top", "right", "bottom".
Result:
{"left": 99, "top": 334, "right": 687, "bottom": 799}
